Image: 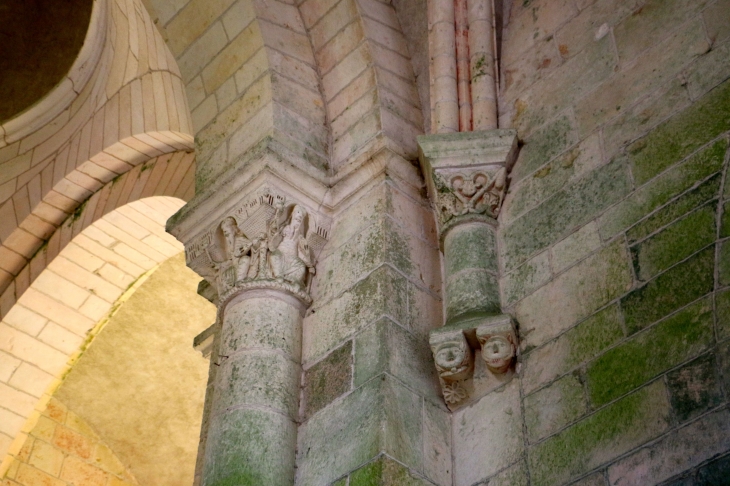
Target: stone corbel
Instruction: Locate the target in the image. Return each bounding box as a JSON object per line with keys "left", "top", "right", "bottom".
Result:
{"left": 429, "top": 315, "right": 518, "bottom": 409}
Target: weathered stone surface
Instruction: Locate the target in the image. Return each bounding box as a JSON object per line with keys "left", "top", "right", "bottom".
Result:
{"left": 296, "top": 376, "right": 423, "bottom": 486}
{"left": 443, "top": 223, "right": 497, "bottom": 277}
{"left": 630, "top": 204, "right": 716, "bottom": 282}
{"left": 718, "top": 289, "right": 730, "bottom": 341}
{"left": 522, "top": 304, "right": 624, "bottom": 395}
{"left": 599, "top": 139, "right": 726, "bottom": 240}
{"left": 501, "top": 251, "right": 551, "bottom": 306}
{"left": 422, "top": 400, "right": 452, "bottom": 486}
{"left": 551, "top": 222, "right": 601, "bottom": 274}
{"left": 625, "top": 174, "right": 721, "bottom": 245}
{"left": 516, "top": 241, "right": 632, "bottom": 350}
{"left": 445, "top": 269, "right": 500, "bottom": 323}
{"left": 482, "top": 461, "right": 528, "bottom": 486}
{"left": 525, "top": 373, "right": 586, "bottom": 443}
{"left": 303, "top": 266, "right": 407, "bottom": 363}
{"left": 587, "top": 297, "right": 714, "bottom": 407}
{"left": 204, "top": 408, "right": 297, "bottom": 486}
{"left": 302, "top": 341, "right": 352, "bottom": 420}
{"left": 722, "top": 200, "right": 730, "bottom": 238}
{"left": 354, "top": 318, "right": 440, "bottom": 401}
{"left": 666, "top": 353, "right": 723, "bottom": 423}
{"left": 510, "top": 115, "right": 579, "bottom": 182}
{"left": 621, "top": 247, "right": 715, "bottom": 333}
{"left": 348, "top": 456, "right": 432, "bottom": 485}
{"left": 628, "top": 79, "right": 730, "bottom": 185}
{"left": 686, "top": 41, "right": 730, "bottom": 101}
{"left": 503, "top": 158, "right": 631, "bottom": 270}
{"left": 453, "top": 381, "right": 523, "bottom": 486}
{"left": 503, "top": 133, "right": 602, "bottom": 222}
{"left": 213, "top": 350, "right": 300, "bottom": 417}
{"left": 607, "top": 408, "right": 730, "bottom": 486}
{"left": 527, "top": 381, "right": 671, "bottom": 486}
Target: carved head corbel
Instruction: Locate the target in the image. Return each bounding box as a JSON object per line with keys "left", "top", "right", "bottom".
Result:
{"left": 476, "top": 319, "right": 517, "bottom": 374}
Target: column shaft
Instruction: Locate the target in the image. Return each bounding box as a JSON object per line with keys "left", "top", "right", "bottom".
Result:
{"left": 468, "top": 0, "right": 498, "bottom": 130}
{"left": 202, "top": 292, "right": 303, "bottom": 486}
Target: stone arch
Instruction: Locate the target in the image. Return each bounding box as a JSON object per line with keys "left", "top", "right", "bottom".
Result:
{"left": 0, "top": 196, "right": 190, "bottom": 468}
{"left": 0, "top": 0, "right": 195, "bottom": 320}
{"left": 300, "top": 0, "right": 424, "bottom": 173}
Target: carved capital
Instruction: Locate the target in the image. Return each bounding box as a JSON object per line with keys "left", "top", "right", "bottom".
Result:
{"left": 417, "top": 130, "right": 519, "bottom": 237}
{"left": 181, "top": 187, "right": 330, "bottom": 307}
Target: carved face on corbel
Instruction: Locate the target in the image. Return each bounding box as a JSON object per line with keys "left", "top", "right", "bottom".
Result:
{"left": 430, "top": 331, "right": 473, "bottom": 383}
{"left": 476, "top": 323, "right": 516, "bottom": 374}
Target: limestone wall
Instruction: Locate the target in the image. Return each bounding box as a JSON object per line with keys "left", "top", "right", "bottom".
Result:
{"left": 478, "top": 0, "right": 730, "bottom": 484}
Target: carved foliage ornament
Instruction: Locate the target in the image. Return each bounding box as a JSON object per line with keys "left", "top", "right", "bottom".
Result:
{"left": 187, "top": 194, "right": 328, "bottom": 305}
{"left": 432, "top": 167, "right": 506, "bottom": 226}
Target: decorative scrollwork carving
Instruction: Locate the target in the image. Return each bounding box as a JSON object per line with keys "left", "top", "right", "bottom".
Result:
{"left": 432, "top": 167, "right": 507, "bottom": 226}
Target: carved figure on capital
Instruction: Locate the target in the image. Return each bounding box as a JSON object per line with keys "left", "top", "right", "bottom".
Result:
{"left": 267, "top": 203, "right": 316, "bottom": 289}
{"left": 476, "top": 319, "right": 517, "bottom": 374}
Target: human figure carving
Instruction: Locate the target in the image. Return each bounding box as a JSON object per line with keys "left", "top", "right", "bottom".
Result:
{"left": 268, "top": 204, "right": 315, "bottom": 289}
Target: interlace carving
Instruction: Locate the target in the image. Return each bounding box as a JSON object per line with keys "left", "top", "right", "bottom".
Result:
{"left": 434, "top": 167, "right": 506, "bottom": 225}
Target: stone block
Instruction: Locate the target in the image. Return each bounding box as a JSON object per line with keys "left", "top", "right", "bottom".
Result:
{"left": 525, "top": 373, "right": 586, "bottom": 443}
{"left": 202, "top": 22, "right": 265, "bottom": 94}
{"left": 313, "top": 217, "right": 439, "bottom": 306}
{"left": 718, "top": 288, "right": 730, "bottom": 342}
{"left": 720, "top": 241, "right": 730, "bottom": 289}
{"left": 587, "top": 297, "right": 714, "bottom": 407}
{"left": 502, "top": 157, "right": 631, "bottom": 270}
{"left": 508, "top": 36, "right": 615, "bottom": 135}
{"left": 501, "top": 251, "right": 551, "bottom": 307}
{"left": 687, "top": 41, "right": 730, "bottom": 102}
{"left": 164, "top": 0, "right": 237, "bottom": 56}
{"left": 576, "top": 19, "right": 710, "bottom": 137}
{"left": 510, "top": 115, "right": 578, "bottom": 182}
{"left": 303, "top": 266, "right": 408, "bottom": 363}
{"left": 631, "top": 204, "right": 716, "bottom": 282}
{"left": 696, "top": 453, "right": 730, "bottom": 485}
{"left": 516, "top": 241, "right": 632, "bottom": 350}
{"left": 482, "top": 462, "right": 529, "bottom": 486}
{"left": 621, "top": 247, "right": 715, "bottom": 333}
{"left": 626, "top": 174, "right": 721, "bottom": 245}
{"left": 353, "top": 318, "right": 440, "bottom": 402}
{"left": 349, "top": 456, "right": 432, "bottom": 485}
{"left": 28, "top": 440, "right": 64, "bottom": 477}
{"left": 550, "top": 222, "right": 602, "bottom": 275}
{"left": 453, "top": 381, "right": 523, "bottom": 486}
{"left": 607, "top": 408, "right": 730, "bottom": 486}
{"left": 52, "top": 424, "right": 91, "bottom": 459}
{"left": 667, "top": 353, "right": 723, "bottom": 423}
{"left": 296, "top": 376, "right": 423, "bottom": 486}
{"left": 502, "top": 34, "right": 562, "bottom": 100}
{"left": 204, "top": 408, "right": 297, "bottom": 486}
{"left": 15, "top": 464, "right": 65, "bottom": 486}
{"left": 527, "top": 381, "right": 671, "bottom": 486}
{"left": 722, "top": 200, "right": 730, "bottom": 238}
{"left": 613, "top": 0, "right": 711, "bottom": 63}
{"left": 628, "top": 79, "right": 730, "bottom": 186}
{"left": 177, "top": 22, "right": 229, "bottom": 83}
{"left": 422, "top": 399, "right": 451, "bottom": 486}
{"left": 599, "top": 139, "right": 726, "bottom": 239}
{"left": 302, "top": 341, "right": 352, "bottom": 419}
{"left": 703, "top": 0, "right": 730, "bottom": 44}
{"left": 309, "top": 0, "right": 358, "bottom": 50}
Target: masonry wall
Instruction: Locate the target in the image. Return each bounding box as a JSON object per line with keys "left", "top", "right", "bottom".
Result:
{"left": 478, "top": 0, "right": 730, "bottom": 484}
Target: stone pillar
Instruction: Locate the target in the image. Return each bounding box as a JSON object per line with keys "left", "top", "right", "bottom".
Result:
{"left": 169, "top": 182, "right": 331, "bottom": 485}
{"left": 418, "top": 130, "right": 519, "bottom": 409}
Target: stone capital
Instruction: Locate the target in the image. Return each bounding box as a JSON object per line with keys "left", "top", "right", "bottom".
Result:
{"left": 168, "top": 171, "right": 331, "bottom": 308}
{"left": 417, "top": 130, "right": 519, "bottom": 238}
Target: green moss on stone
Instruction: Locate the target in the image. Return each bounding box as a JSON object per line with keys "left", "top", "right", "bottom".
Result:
{"left": 565, "top": 305, "right": 624, "bottom": 370}
{"left": 631, "top": 204, "right": 716, "bottom": 281}
{"left": 626, "top": 174, "right": 721, "bottom": 244}
{"left": 514, "top": 115, "right": 578, "bottom": 180}
{"left": 302, "top": 341, "right": 353, "bottom": 419}
{"left": 503, "top": 157, "right": 631, "bottom": 270}
{"left": 628, "top": 79, "right": 730, "bottom": 185}
{"left": 667, "top": 353, "right": 723, "bottom": 423}
{"left": 588, "top": 297, "right": 714, "bottom": 406}
{"left": 600, "top": 139, "right": 726, "bottom": 239}
{"left": 722, "top": 200, "right": 730, "bottom": 238}
{"left": 349, "top": 456, "right": 431, "bottom": 486}
{"left": 717, "top": 288, "right": 730, "bottom": 341}
{"left": 719, "top": 241, "right": 730, "bottom": 287}
{"left": 622, "top": 247, "right": 715, "bottom": 333}
{"left": 444, "top": 223, "right": 497, "bottom": 276}
{"left": 528, "top": 381, "right": 670, "bottom": 485}
{"left": 445, "top": 269, "right": 500, "bottom": 323}
{"left": 525, "top": 373, "right": 587, "bottom": 443}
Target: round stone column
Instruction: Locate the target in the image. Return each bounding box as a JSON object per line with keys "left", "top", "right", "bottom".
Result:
{"left": 201, "top": 289, "right": 305, "bottom": 486}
